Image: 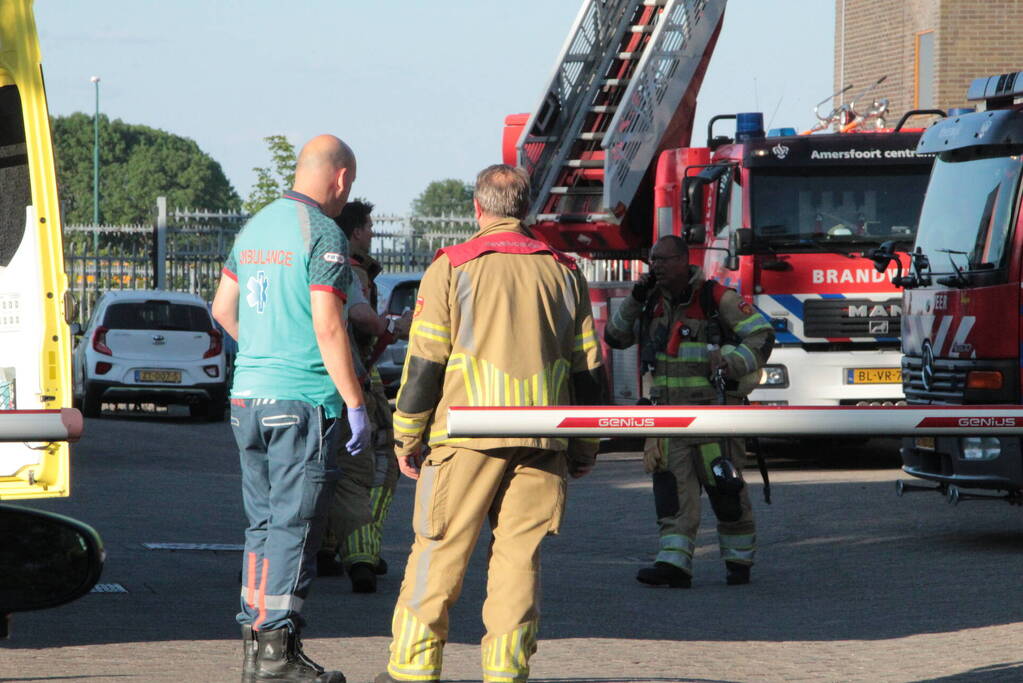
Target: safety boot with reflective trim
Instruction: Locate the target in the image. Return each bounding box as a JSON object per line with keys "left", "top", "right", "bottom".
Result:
{"left": 254, "top": 627, "right": 345, "bottom": 682}
{"left": 242, "top": 624, "right": 258, "bottom": 681}
{"left": 636, "top": 561, "right": 691, "bottom": 588}
{"left": 725, "top": 561, "right": 751, "bottom": 586}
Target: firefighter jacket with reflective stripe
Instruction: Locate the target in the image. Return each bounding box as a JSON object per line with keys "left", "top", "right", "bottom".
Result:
{"left": 393, "top": 218, "right": 606, "bottom": 458}
{"left": 604, "top": 266, "right": 774, "bottom": 444}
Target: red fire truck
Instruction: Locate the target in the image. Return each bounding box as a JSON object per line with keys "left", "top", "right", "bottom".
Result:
{"left": 504, "top": 0, "right": 937, "bottom": 409}
{"left": 660, "top": 113, "right": 935, "bottom": 409}
{"left": 872, "top": 71, "right": 1023, "bottom": 505}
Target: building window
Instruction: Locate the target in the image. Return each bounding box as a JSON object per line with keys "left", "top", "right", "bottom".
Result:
{"left": 915, "top": 31, "right": 935, "bottom": 108}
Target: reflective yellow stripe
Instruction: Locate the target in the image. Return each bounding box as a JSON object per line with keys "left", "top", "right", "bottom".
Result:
{"left": 657, "top": 343, "right": 709, "bottom": 363}
{"left": 394, "top": 414, "right": 427, "bottom": 429}
{"left": 411, "top": 320, "right": 451, "bottom": 344}
{"left": 388, "top": 607, "right": 442, "bottom": 680}
{"left": 470, "top": 356, "right": 484, "bottom": 405}
{"left": 447, "top": 355, "right": 475, "bottom": 406}
{"left": 574, "top": 330, "right": 597, "bottom": 352}
{"left": 482, "top": 621, "right": 536, "bottom": 683}
{"left": 734, "top": 312, "right": 771, "bottom": 337}
{"left": 652, "top": 375, "right": 711, "bottom": 388}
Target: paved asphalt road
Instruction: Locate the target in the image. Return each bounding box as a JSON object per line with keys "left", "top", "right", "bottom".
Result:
{"left": 2, "top": 410, "right": 1023, "bottom": 682}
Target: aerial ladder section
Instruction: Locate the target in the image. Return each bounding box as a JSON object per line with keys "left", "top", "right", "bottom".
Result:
{"left": 515, "top": 0, "right": 726, "bottom": 254}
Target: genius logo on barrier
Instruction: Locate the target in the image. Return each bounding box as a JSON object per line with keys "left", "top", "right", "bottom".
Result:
{"left": 557, "top": 417, "right": 695, "bottom": 428}
{"left": 915, "top": 417, "right": 1018, "bottom": 428}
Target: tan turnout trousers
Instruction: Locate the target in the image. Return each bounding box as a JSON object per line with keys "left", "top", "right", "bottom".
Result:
{"left": 649, "top": 436, "right": 756, "bottom": 575}
{"left": 324, "top": 377, "right": 397, "bottom": 568}
{"left": 387, "top": 445, "right": 567, "bottom": 683}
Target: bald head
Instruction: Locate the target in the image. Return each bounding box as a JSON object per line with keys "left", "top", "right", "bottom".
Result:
{"left": 292, "top": 135, "right": 357, "bottom": 217}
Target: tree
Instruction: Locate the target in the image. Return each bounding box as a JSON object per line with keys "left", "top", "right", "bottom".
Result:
{"left": 411, "top": 179, "right": 475, "bottom": 236}
{"left": 51, "top": 113, "right": 240, "bottom": 225}
{"left": 244, "top": 135, "right": 297, "bottom": 214}
{"left": 411, "top": 179, "right": 474, "bottom": 217}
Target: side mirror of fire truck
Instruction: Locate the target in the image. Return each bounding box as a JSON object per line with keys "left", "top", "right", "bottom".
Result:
{"left": 867, "top": 240, "right": 898, "bottom": 270}
{"left": 725, "top": 229, "right": 752, "bottom": 271}
{"left": 868, "top": 240, "right": 919, "bottom": 288}
{"left": 682, "top": 176, "right": 706, "bottom": 244}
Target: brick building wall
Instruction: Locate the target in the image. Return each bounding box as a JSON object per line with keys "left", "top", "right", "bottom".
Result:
{"left": 834, "top": 0, "right": 1023, "bottom": 121}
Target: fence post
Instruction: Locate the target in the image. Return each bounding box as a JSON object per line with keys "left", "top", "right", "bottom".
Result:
{"left": 155, "top": 196, "right": 167, "bottom": 290}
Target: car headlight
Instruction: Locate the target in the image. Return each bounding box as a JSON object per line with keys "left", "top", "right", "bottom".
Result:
{"left": 759, "top": 365, "right": 788, "bottom": 387}
{"left": 960, "top": 436, "right": 1001, "bottom": 461}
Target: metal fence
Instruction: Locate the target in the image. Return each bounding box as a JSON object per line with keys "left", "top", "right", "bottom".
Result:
{"left": 62, "top": 201, "right": 480, "bottom": 324}
{"left": 62, "top": 201, "right": 639, "bottom": 325}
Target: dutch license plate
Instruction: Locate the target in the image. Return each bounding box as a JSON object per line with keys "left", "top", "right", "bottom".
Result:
{"left": 915, "top": 436, "right": 935, "bottom": 450}
{"left": 136, "top": 369, "right": 181, "bottom": 383}
{"left": 846, "top": 368, "right": 902, "bottom": 384}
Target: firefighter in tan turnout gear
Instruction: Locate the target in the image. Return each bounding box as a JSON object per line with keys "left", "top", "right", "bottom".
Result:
{"left": 374, "top": 165, "right": 607, "bottom": 683}
{"left": 605, "top": 235, "right": 774, "bottom": 588}
{"left": 319, "top": 200, "right": 411, "bottom": 593}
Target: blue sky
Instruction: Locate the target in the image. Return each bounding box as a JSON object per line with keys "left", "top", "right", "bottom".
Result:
{"left": 36, "top": 0, "right": 835, "bottom": 216}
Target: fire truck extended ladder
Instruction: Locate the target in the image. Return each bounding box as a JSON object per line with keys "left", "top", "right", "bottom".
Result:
{"left": 518, "top": 0, "right": 726, "bottom": 228}
{"left": 447, "top": 405, "right": 1023, "bottom": 438}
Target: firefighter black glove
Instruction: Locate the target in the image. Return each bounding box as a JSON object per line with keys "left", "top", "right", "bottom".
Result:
{"left": 631, "top": 272, "right": 657, "bottom": 302}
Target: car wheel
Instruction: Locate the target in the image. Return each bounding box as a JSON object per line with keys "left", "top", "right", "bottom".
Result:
{"left": 81, "top": 382, "right": 102, "bottom": 418}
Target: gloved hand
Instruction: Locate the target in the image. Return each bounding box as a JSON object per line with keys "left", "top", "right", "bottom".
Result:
{"left": 567, "top": 439, "right": 598, "bottom": 479}
{"left": 631, "top": 272, "right": 657, "bottom": 302}
{"left": 642, "top": 437, "right": 666, "bottom": 474}
{"left": 345, "top": 405, "right": 372, "bottom": 456}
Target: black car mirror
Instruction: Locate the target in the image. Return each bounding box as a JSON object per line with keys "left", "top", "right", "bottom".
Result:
{"left": 0, "top": 505, "right": 104, "bottom": 637}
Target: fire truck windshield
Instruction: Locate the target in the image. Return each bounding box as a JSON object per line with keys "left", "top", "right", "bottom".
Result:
{"left": 749, "top": 167, "right": 930, "bottom": 251}
{"left": 914, "top": 152, "right": 1022, "bottom": 277}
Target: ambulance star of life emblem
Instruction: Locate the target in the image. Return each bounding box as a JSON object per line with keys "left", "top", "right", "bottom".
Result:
{"left": 921, "top": 339, "right": 935, "bottom": 392}
{"left": 246, "top": 271, "right": 270, "bottom": 314}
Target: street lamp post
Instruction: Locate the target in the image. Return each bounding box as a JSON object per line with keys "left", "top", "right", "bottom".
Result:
{"left": 90, "top": 76, "right": 100, "bottom": 251}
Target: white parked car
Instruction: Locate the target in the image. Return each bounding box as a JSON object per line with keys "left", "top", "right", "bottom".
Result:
{"left": 72, "top": 290, "right": 227, "bottom": 420}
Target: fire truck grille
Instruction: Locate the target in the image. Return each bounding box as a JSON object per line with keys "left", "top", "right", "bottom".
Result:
{"left": 802, "top": 298, "right": 902, "bottom": 338}
{"left": 902, "top": 355, "right": 967, "bottom": 405}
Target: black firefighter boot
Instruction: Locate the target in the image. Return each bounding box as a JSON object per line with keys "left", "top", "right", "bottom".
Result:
{"left": 725, "top": 561, "right": 751, "bottom": 586}
{"left": 636, "top": 561, "right": 692, "bottom": 588}
{"left": 242, "top": 624, "right": 258, "bottom": 680}
{"left": 253, "top": 627, "right": 346, "bottom": 682}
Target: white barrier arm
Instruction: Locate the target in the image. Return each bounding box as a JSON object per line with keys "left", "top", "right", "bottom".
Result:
{"left": 447, "top": 405, "right": 1023, "bottom": 438}
{"left": 0, "top": 409, "right": 84, "bottom": 443}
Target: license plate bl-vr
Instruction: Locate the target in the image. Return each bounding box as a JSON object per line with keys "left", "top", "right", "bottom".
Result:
{"left": 136, "top": 369, "right": 182, "bottom": 383}
{"left": 846, "top": 368, "right": 902, "bottom": 384}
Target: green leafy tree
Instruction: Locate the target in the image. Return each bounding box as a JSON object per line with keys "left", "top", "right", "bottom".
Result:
{"left": 52, "top": 113, "right": 240, "bottom": 225}
{"left": 411, "top": 179, "right": 475, "bottom": 236}
{"left": 244, "top": 135, "right": 297, "bottom": 214}
{"left": 412, "top": 179, "right": 474, "bottom": 217}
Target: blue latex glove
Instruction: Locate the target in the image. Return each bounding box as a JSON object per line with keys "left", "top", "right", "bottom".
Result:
{"left": 345, "top": 405, "right": 372, "bottom": 456}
